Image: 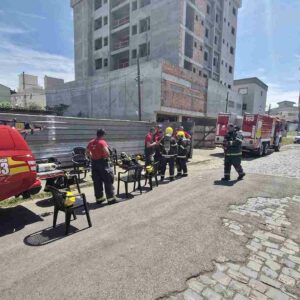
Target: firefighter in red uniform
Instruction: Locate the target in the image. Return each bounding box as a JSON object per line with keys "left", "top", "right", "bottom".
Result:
{"left": 86, "top": 128, "right": 117, "bottom": 204}
{"left": 144, "top": 127, "right": 157, "bottom": 165}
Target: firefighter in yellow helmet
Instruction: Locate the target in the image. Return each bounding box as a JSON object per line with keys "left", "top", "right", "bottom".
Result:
{"left": 176, "top": 131, "right": 188, "bottom": 178}
{"left": 159, "top": 127, "right": 177, "bottom": 181}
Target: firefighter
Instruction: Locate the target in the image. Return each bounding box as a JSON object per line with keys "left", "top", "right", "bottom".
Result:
{"left": 153, "top": 124, "right": 164, "bottom": 173}
{"left": 176, "top": 131, "right": 188, "bottom": 177}
{"left": 144, "top": 127, "right": 157, "bottom": 165}
{"left": 222, "top": 124, "right": 246, "bottom": 181}
{"left": 86, "top": 128, "right": 117, "bottom": 204}
{"left": 159, "top": 127, "right": 177, "bottom": 181}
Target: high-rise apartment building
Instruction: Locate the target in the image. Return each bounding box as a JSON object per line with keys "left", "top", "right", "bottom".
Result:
{"left": 71, "top": 0, "right": 241, "bottom": 86}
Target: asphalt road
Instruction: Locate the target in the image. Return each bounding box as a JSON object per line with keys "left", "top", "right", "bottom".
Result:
{"left": 0, "top": 146, "right": 299, "bottom": 300}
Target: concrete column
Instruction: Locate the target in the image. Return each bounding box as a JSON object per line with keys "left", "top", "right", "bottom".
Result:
{"left": 178, "top": 115, "right": 183, "bottom": 122}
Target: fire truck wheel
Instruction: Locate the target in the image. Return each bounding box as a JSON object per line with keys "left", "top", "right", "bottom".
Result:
{"left": 258, "top": 145, "right": 264, "bottom": 157}
{"left": 263, "top": 143, "right": 269, "bottom": 156}
{"left": 275, "top": 143, "right": 281, "bottom": 152}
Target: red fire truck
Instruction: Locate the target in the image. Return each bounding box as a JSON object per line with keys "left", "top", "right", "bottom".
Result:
{"left": 242, "top": 114, "right": 283, "bottom": 156}
{"left": 215, "top": 113, "right": 243, "bottom": 146}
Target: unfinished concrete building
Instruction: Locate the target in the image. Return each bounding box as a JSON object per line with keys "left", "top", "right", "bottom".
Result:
{"left": 47, "top": 0, "right": 241, "bottom": 121}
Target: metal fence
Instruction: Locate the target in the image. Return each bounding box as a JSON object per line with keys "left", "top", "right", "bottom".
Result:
{"left": 0, "top": 113, "right": 153, "bottom": 167}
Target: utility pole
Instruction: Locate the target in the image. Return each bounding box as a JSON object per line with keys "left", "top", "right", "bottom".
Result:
{"left": 22, "top": 71, "right": 27, "bottom": 108}
{"left": 225, "top": 91, "right": 229, "bottom": 113}
{"left": 268, "top": 104, "right": 271, "bottom": 116}
{"left": 298, "top": 91, "right": 300, "bottom": 131}
{"left": 137, "top": 53, "right": 142, "bottom": 121}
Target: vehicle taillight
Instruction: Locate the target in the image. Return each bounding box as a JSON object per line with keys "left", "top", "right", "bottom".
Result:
{"left": 12, "top": 154, "right": 32, "bottom": 161}
{"left": 28, "top": 160, "right": 37, "bottom": 171}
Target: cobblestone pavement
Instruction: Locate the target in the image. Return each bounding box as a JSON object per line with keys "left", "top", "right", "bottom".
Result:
{"left": 243, "top": 145, "right": 300, "bottom": 179}
{"left": 162, "top": 196, "right": 300, "bottom": 300}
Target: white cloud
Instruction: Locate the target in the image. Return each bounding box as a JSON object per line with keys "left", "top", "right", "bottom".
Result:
{"left": 6, "top": 10, "right": 46, "bottom": 20}
{"left": 267, "top": 83, "right": 299, "bottom": 108}
{"left": 0, "top": 40, "right": 74, "bottom": 89}
{"left": 0, "top": 25, "right": 30, "bottom": 34}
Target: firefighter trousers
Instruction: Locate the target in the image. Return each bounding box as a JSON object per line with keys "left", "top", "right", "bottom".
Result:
{"left": 224, "top": 155, "right": 244, "bottom": 177}
{"left": 176, "top": 157, "right": 188, "bottom": 176}
{"left": 91, "top": 159, "right": 115, "bottom": 199}
{"left": 160, "top": 156, "right": 175, "bottom": 179}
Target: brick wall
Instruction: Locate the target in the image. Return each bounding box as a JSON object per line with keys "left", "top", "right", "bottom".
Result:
{"left": 161, "top": 63, "right": 208, "bottom": 113}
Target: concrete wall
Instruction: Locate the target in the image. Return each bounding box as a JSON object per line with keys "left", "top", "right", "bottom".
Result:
{"left": 207, "top": 78, "right": 242, "bottom": 117}
{"left": 46, "top": 60, "right": 163, "bottom": 121}
{"left": 0, "top": 84, "right": 11, "bottom": 103}
{"left": 234, "top": 82, "right": 267, "bottom": 114}
{"left": 44, "top": 76, "right": 65, "bottom": 90}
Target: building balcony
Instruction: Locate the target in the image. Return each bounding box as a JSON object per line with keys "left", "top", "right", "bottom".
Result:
{"left": 112, "top": 38, "right": 129, "bottom": 51}
{"left": 112, "top": 16, "right": 129, "bottom": 29}
{"left": 111, "top": 0, "right": 127, "bottom": 9}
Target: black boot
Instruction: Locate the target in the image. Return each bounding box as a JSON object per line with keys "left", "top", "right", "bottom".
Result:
{"left": 237, "top": 173, "right": 246, "bottom": 181}
{"left": 221, "top": 176, "right": 230, "bottom": 181}
{"left": 176, "top": 173, "right": 182, "bottom": 178}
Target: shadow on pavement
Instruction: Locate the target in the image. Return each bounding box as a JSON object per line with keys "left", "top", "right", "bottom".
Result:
{"left": 35, "top": 198, "right": 53, "bottom": 208}
{"left": 24, "top": 224, "right": 88, "bottom": 246}
{"left": 210, "top": 152, "right": 224, "bottom": 158}
{"left": 0, "top": 206, "right": 43, "bottom": 238}
{"left": 214, "top": 180, "right": 239, "bottom": 187}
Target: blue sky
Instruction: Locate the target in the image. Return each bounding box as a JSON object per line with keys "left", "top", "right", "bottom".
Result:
{"left": 0, "top": 0, "right": 299, "bottom": 108}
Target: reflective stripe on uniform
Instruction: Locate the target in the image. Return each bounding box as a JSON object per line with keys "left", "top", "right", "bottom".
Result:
{"left": 177, "top": 156, "right": 186, "bottom": 159}
{"left": 162, "top": 155, "right": 176, "bottom": 158}
{"left": 225, "top": 153, "right": 242, "bottom": 156}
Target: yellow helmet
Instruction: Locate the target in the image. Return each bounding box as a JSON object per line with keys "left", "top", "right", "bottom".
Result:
{"left": 165, "top": 127, "right": 173, "bottom": 135}
{"left": 176, "top": 131, "right": 185, "bottom": 138}
{"left": 64, "top": 191, "right": 76, "bottom": 207}
{"left": 146, "top": 165, "right": 154, "bottom": 174}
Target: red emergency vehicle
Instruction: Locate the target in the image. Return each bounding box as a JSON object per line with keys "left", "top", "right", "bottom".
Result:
{"left": 215, "top": 113, "right": 243, "bottom": 146}
{"left": 242, "top": 114, "right": 282, "bottom": 156}
{"left": 0, "top": 125, "right": 41, "bottom": 201}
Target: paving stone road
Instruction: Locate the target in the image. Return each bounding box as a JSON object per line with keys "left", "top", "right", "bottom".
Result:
{"left": 243, "top": 145, "right": 300, "bottom": 179}
{"left": 162, "top": 145, "right": 300, "bottom": 300}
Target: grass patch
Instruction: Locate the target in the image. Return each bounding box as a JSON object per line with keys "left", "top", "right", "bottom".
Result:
{"left": 282, "top": 137, "right": 295, "bottom": 146}
{"left": 0, "top": 192, "right": 51, "bottom": 208}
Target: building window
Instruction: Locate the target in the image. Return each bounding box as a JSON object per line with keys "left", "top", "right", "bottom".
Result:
{"left": 216, "top": 13, "right": 219, "bottom": 23}
{"left": 195, "top": 15, "right": 198, "bottom": 21}
{"left": 261, "top": 91, "right": 263, "bottom": 96}
{"left": 230, "top": 46, "right": 234, "bottom": 54}
{"left": 223, "top": 39, "right": 225, "bottom": 44}
{"left": 228, "top": 84, "right": 231, "bottom": 89}
{"left": 242, "top": 104, "right": 247, "bottom": 110}
{"left": 203, "top": 74, "right": 208, "bottom": 78}
{"left": 94, "top": 17, "right": 102, "bottom": 30}
{"left": 193, "top": 68, "right": 196, "bottom": 73}
{"left": 224, "top": 17, "right": 226, "bottom": 22}
{"left": 225, "top": 63, "right": 227, "bottom": 67}
{"left": 213, "top": 57, "right": 217, "bottom": 66}
{"left": 238, "top": 88, "right": 248, "bottom": 95}
{"left": 104, "top": 58, "right": 108, "bottom": 67}
{"left": 140, "top": 17, "right": 150, "bottom": 33}
{"left": 229, "top": 100, "right": 234, "bottom": 108}
{"left": 95, "top": 58, "right": 102, "bottom": 70}
{"left": 95, "top": 38, "right": 102, "bottom": 50}
{"left": 132, "top": 0, "right": 137, "bottom": 11}
{"left": 221, "top": 60, "right": 223, "bottom": 65}
{"left": 184, "top": 60, "right": 192, "bottom": 71}
{"left": 95, "top": 0, "right": 102, "bottom": 10}
{"left": 207, "top": 4, "right": 210, "bottom": 14}
{"left": 132, "top": 49, "right": 137, "bottom": 59}
{"left": 139, "top": 43, "right": 149, "bottom": 57}
{"left": 214, "top": 36, "right": 218, "bottom": 45}
{"left": 204, "top": 51, "right": 208, "bottom": 61}
{"left": 201, "top": 20, "right": 204, "bottom": 26}
{"left": 199, "top": 45, "right": 203, "bottom": 51}
{"left": 194, "top": 41, "right": 197, "bottom": 48}
{"left": 132, "top": 24, "right": 137, "bottom": 35}
{"left": 228, "top": 22, "right": 230, "bottom": 27}
{"left": 205, "top": 28, "right": 209, "bottom": 38}
{"left": 231, "top": 26, "right": 235, "bottom": 35}
{"left": 104, "top": 16, "right": 108, "bottom": 25}
{"left": 199, "top": 70, "right": 202, "bottom": 76}
{"left": 229, "top": 65, "right": 233, "bottom": 73}
{"left": 104, "top": 37, "right": 108, "bottom": 46}
{"left": 233, "top": 7, "right": 236, "bottom": 15}
{"left": 140, "top": 0, "right": 151, "bottom": 8}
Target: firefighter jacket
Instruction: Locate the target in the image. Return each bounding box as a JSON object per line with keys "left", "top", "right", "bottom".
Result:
{"left": 223, "top": 131, "right": 243, "bottom": 156}
{"left": 177, "top": 138, "right": 188, "bottom": 158}
{"left": 160, "top": 135, "right": 177, "bottom": 157}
